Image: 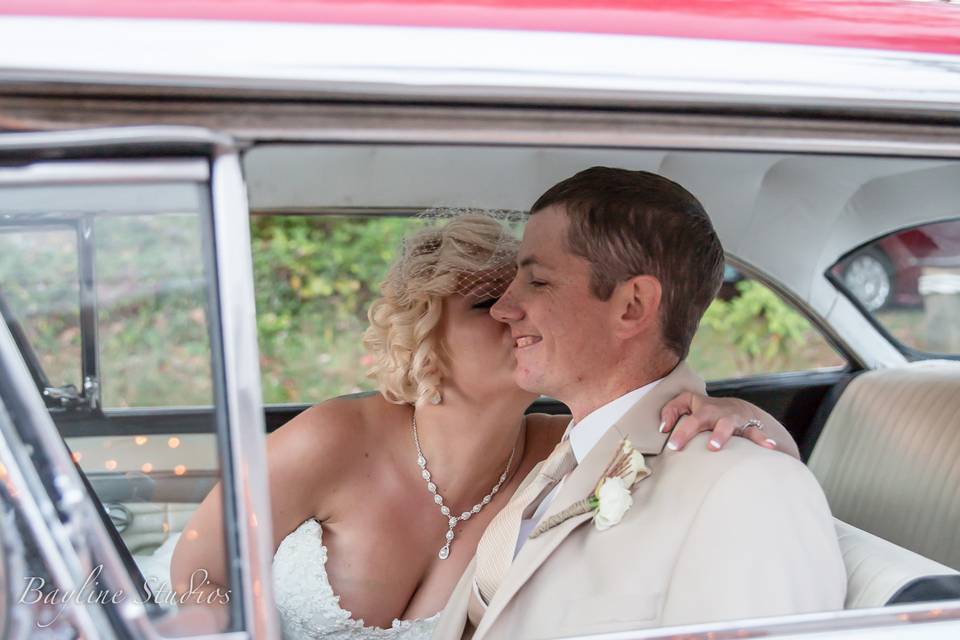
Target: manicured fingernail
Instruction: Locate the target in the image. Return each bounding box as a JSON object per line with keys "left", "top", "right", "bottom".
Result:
{"left": 765, "top": 438, "right": 777, "bottom": 448}
{"left": 709, "top": 439, "right": 721, "bottom": 450}
{"left": 666, "top": 440, "right": 679, "bottom": 451}
{"left": 658, "top": 420, "right": 668, "bottom": 433}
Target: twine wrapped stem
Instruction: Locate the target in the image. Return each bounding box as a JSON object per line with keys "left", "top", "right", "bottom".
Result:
{"left": 529, "top": 496, "right": 599, "bottom": 538}
{"left": 527, "top": 437, "right": 650, "bottom": 539}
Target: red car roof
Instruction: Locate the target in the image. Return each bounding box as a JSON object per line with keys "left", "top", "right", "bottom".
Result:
{"left": 1, "top": 0, "right": 959, "bottom": 56}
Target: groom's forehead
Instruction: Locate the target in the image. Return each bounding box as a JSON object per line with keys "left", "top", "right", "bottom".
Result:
{"left": 519, "top": 208, "right": 569, "bottom": 253}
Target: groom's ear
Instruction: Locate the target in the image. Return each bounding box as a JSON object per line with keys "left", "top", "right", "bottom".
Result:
{"left": 612, "top": 275, "right": 662, "bottom": 339}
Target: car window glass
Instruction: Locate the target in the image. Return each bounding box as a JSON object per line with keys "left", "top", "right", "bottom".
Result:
{"left": 252, "top": 212, "right": 425, "bottom": 403}
{"left": 831, "top": 219, "right": 960, "bottom": 355}
{"left": 688, "top": 266, "right": 845, "bottom": 380}
{"left": 96, "top": 213, "right": 212, "bottom": 407}
{"left": 253, "top": 211, "right": 845, "bottom": 395}
{"left": 0, "top": 227, "right": 81, "bottom": 394}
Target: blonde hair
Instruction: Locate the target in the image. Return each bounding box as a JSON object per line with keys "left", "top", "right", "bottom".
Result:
{"left": 363, "top": 212, "right": 519, "bottom": 405}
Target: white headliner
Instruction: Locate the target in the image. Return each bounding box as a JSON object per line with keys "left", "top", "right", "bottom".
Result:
{"left": 245, "top": 145, "right": 960, "bottom": 366}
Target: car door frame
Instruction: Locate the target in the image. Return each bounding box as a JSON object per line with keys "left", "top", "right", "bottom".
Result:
{"left": 0, "top": 126, "right": 279, "bottom": 640}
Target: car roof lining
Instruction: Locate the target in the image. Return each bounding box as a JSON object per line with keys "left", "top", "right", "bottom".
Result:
{"left": 244, "top": 144, "right": 960, "bottom": 302}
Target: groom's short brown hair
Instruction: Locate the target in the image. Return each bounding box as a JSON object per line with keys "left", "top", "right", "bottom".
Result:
{"left": 531, "top": 167, "right": 724, "bottom": 360}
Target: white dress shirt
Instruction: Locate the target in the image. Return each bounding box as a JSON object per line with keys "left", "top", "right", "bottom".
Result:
{"left": 514, "top": 377, "right": 663, "bottom": 555}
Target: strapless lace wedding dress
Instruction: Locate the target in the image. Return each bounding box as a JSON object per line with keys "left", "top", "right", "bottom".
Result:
{"left": 272, "top": 519, "right": 441, "bottom": 640}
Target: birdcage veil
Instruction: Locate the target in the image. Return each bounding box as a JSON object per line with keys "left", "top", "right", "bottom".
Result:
{"left": 391, "top": 207, "right": 527, "bottom": 303}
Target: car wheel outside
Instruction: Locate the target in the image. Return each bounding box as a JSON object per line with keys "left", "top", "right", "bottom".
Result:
{"left": 842, "top": 249, "right": 893, "bottom": 312}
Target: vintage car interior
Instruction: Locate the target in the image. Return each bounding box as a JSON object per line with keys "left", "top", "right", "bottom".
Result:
{"left": 2, "top": 1, "right": 960, "bottom": 637}
{"left": 0, "top": 126, "right": 960, "bottom": 640}
{"left": 3, "top": 137, "right": 960, "bottom": 633}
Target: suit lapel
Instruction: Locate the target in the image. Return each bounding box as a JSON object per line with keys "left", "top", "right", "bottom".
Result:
{"left": 433, "top": 556, "right": 474, "bottom": 640}
{"left": 475, "top": 361, "right": 705, "bottom": 637}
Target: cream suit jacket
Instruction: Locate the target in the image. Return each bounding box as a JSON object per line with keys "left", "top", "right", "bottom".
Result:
{"left": 432, "top": 362, "right": 846, "bottom": 640}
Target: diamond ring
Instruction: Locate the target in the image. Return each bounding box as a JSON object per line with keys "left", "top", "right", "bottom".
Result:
{"left": 735, "top": 418, "right": 764, "bottom": 436}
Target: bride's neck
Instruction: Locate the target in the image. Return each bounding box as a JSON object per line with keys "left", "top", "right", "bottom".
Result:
{"left": 407, "top": 392, "right": 530, "bottom": 507}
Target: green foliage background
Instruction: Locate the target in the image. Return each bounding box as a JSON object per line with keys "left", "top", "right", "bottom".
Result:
{"left": 251, "top": 215, "right": 421, "bottom": 402}
{"left": 693, "top": 280, "right": 819, "bottom": 377}
{"left": 1, "top": 214, "right": 845, "bottom": 409}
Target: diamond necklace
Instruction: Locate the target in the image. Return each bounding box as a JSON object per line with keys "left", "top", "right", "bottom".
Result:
{"left": 412, "top": 413, "right": 518, "bottom": 560}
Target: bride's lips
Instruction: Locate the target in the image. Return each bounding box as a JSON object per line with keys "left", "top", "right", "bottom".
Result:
{"left": 514, "top": 335, "right": 542, "bottom": 349}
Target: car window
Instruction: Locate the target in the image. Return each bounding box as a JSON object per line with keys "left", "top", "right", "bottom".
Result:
{"left": 96, "top": 213, "right": 212, "bottom": 408}
{"left": 679, "top": 266, "right": 844, "bottom": 381}
{"left": 252, "top": 212, "right": 425, "bottom": 403}
{"left": 252, "top": 210, "right": 844, "bottom": 397}
{"left": 831, "top": 219, "right": 960, "bottom": 356}
{"left": 0, "top": 226, "right": 81, "bottom": 396}
{"left": 0, "top": 160, "right": 241, "bottom": 633}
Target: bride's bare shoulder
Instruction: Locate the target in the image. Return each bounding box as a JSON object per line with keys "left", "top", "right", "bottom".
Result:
{"left": 267, "top": 392, "right": 395, "bottom": 476}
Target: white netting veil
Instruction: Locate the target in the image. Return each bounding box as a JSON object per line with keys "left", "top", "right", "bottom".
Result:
{"left": 392, "top": 208, "right": 527, "bottom": 303}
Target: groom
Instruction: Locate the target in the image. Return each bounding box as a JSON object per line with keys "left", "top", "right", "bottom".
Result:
{"left": 432, "top": 168, "right": 846, "bottom": 639}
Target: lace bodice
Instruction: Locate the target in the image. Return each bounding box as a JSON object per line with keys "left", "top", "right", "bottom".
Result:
{"left": 272, "top": 519, "right": 441, "bottom": 640}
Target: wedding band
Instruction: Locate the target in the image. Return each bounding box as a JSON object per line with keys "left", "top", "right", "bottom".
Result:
{"left": 736, "top": 419, "right": 764, "bottom": 436}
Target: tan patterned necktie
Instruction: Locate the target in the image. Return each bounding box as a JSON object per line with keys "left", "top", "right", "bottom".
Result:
{"left": 473, "top": 438, "right": 577, "bottom": 605}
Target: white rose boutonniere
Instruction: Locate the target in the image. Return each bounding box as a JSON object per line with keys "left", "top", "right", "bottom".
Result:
{"left": 593, "top": 476, "right": 633, "bottom": 530}
{"left": 530, "top": 437, "right": 651, "bottom": 537}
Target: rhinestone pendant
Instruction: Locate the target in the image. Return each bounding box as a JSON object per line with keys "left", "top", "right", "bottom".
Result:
{"left": 438, "top": 544, "right": 450, "bottom": 560}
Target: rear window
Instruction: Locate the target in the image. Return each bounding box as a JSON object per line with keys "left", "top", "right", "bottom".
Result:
{"left": 830, "top": 219, "right": 960, "bottom": 355}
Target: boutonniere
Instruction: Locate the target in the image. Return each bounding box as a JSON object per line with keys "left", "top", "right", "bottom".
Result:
{"left": 530, "top": 437, "right": 650, "bottom": 538}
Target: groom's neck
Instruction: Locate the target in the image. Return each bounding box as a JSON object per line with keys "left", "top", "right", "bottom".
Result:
{"left": 563, "top": 352, "right": 679, "bottom": 423}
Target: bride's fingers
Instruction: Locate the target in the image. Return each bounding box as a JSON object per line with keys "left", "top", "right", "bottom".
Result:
{"left": 706, "top": 417, "right": 739, "bottom": 450}
{"left": 659, "top": 391, "right": 696, "bottom": 434}
{"left": 666, "top": 411, "right": 710, "bottom": 451}
{"left": 745, "top": 425, "right": 778, "bottom": 450}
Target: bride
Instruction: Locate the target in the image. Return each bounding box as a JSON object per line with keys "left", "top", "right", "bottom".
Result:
{"left": 170, "top": 212, "right": 797, "bottom": 639}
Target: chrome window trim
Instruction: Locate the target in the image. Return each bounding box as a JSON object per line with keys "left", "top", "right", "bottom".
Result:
{"left": 5, "top": 100, "right": 960, "bottom": 159}
{"left": 561, "top": 597, "right": 960, "bottom": 639}
{"left": 0, "top": 126, "right": 233, "bottom": 153}
{"left": 0, "top": 126, "right": 280, "bottom": 640}
{"left": 208, "top": 142, "right": 279, "bottom": 640}
{"left": 0, "top": 160, "right": 208, "bottom": 185}
{"left": 1, "top": 18, "right": 960, "bottom": 117}
{"left": 76, "top": 214, "right": 101, "bottom": 412}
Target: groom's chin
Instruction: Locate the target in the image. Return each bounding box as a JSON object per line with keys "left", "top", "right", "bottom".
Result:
{"left": 513, "top": 368, "right": 549, "bottom": 397}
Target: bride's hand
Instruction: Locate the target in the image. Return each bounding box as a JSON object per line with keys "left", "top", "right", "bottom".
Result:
{"left": 659, "top": 392, "right": 800, "bottom": 460}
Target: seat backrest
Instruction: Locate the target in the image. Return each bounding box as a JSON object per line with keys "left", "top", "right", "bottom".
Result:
{"left": 809, "top": 361, "right": 960, "bottom": 570}
{"left": 836, "top": 519, "right": 958, "bottom": 609}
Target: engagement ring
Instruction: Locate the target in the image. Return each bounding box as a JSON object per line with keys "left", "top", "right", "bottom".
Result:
{"left": 735, "top": 418, "right": 764, "bottom": 436}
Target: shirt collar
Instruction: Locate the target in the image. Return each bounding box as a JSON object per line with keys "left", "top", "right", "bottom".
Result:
{"left": 564, "top": 378, "right": 663, "bottom": 463}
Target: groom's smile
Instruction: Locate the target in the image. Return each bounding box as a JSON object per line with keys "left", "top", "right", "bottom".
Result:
{"left": 513, "top": 335, "right": 541, "bottom": 349}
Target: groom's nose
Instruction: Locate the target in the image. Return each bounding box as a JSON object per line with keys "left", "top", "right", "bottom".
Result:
{"left": 491, "top": 284, "right": 523, "bottom": 323}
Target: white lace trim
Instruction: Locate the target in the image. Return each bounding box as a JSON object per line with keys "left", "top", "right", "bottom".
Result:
{"left": 272, "top": 519, "right": 441, "bottom": 640}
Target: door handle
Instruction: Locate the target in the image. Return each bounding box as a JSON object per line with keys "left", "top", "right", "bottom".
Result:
{"left": 104, "top": 503, "right": 132, "bottom": 533}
